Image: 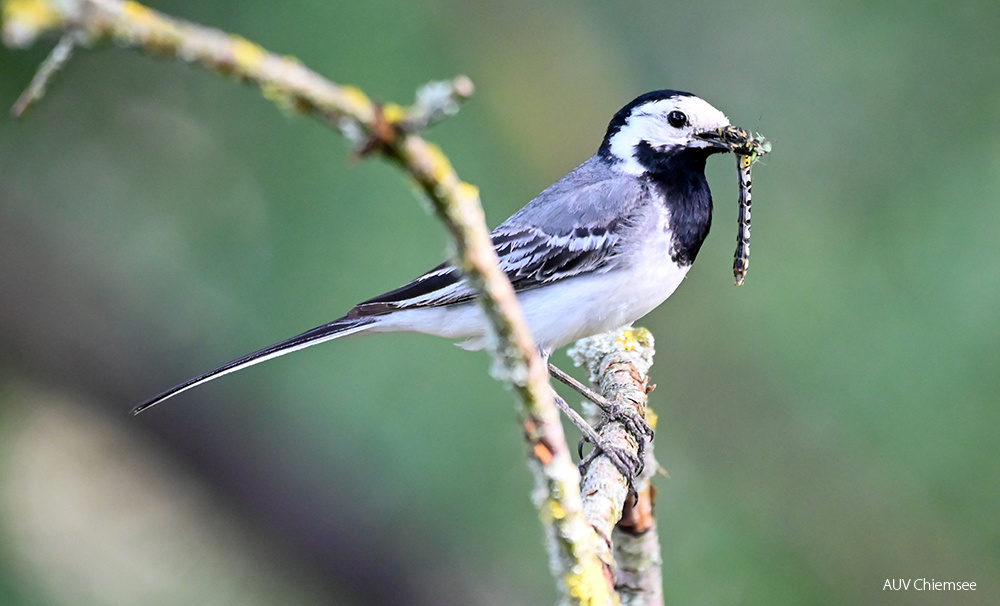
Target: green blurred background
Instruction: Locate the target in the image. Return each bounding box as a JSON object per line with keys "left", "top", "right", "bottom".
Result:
{"left": 2, "top": 1, "right": 998, "bottom": 604}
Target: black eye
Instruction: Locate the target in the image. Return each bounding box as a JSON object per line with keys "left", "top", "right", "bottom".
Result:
{"left": 667, "top": 110, "right": 687, "bottom": 128}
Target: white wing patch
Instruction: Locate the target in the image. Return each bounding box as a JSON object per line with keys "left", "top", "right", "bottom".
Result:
{"left": 349, "top": 221, "right": 626, "bottom": 316}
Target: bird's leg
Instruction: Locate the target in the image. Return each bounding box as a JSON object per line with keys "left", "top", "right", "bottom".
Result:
{"left": 550, "top": 390, "right": 641, "bottom": 496}
{"left": 547, "top": 361, "right": 652, "bottom": 499}
{"left": 547, "top": 362, "right": 654, "bottom": 462}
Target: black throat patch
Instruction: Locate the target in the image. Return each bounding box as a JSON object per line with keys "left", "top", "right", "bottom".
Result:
{"left": 634, "top": 141, "right": 719, "bottom": 266}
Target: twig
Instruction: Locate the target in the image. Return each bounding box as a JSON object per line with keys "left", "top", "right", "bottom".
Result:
{"left": 3, "top": 0, "right": 619, "bottom": 602}
{"left": 10, "top": 29, "right": 81, "bottom": 116}
{"left": 399, "top": 75, "right": 475, "bottom": 133}
{"left": 569, "top": 327, "right": 664, "bottom": 606}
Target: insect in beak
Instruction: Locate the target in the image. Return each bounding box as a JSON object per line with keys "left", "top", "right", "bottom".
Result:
{"left": 694, "top": 126, "right": 771, "bottom": 285}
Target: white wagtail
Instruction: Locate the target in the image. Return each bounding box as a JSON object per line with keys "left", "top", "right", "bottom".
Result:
{"left": 134, "top": 90, "right": 766, "bottom": 480}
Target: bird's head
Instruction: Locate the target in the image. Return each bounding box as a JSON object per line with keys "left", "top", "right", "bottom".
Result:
{"left": 600, "top": 90, "right": 749, "bottom": 175}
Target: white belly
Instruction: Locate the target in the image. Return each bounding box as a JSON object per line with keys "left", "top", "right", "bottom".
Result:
{"left": 373, "top": 254, "right": 690, "bottom": 353}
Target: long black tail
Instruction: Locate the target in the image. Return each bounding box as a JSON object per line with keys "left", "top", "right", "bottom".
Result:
{"left": 133, "top": 315, "right": 377, "bottom": 414}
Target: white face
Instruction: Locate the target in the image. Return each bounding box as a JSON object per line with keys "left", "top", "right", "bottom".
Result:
{"left": 607, "top": 95, "right": 731, "bottom": 175}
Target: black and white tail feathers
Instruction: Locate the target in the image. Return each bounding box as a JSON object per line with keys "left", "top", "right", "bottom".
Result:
{"left": 132, "top": 315, "right": 377, "bottom": 414}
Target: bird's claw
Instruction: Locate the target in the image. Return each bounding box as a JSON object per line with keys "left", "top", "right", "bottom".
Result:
{"left": 602, "top": 401, "right": 654, "bottom": 442}
{"left": 578, "top": 437, "right": 643, "bottom": 499}
{"left": 577, "top": 404, "right": 652, "bottom": 498}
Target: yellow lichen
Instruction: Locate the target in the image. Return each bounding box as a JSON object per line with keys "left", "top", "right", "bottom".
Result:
{"left": 537, "top": 497, "right": 572, "bottom": 526}
{"left": 456, "top": 181, "right": 480, "bottom": 202}
{"left": 122, "top": 0, "right": 159, "bottom": 27}
{"left": 260, "top": 81, "right": 293, "bottom": 112}
{"left": 615, "top": 327, "right": 653, "bottom": 351}
{"left": 615, "top": 330, "right": 639, "bottom": 351}
{"left": 644, "top": 407, "right": 658, "bottom": 431}
{"left": 631, "top": 326, "right": 653, "bottom": 347}
{"left": 422, "top": 142, "right": 456, "bottom": 185}
{"left": 116, "top": 2, "right": 182, "bottom": 55}
{"left": 380, "top": 102, "right": 406, "bottom": 124}
{"left": 339, "top": 85, "right": 373, "bottom": 118}
{"left": 548, "top": 498, "right": 566, "bottom": 521}
{"left": 565, "top": 566, "right": 616, "bottom": 605}
{"left": 2, "top": 0, "right": 65, "bottom": 45}
{"left": 230, "top": 35, "right": 266, "bottom": 71}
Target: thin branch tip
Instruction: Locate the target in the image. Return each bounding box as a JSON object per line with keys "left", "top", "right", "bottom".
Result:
{"left": 10, "top": 29, "right": 82, "bottom": 117}
{"left": 400, "top": 75, "right": 477, "bottom": 134}
{"left": 452, "top": 74, "right": 474, "bottom": 97}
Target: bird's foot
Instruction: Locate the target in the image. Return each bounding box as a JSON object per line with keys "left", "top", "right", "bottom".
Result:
{"left": 576, "top": 402, "right": 652, "bottom": 496}
{"left": 550, "top": 360, "right": 653, "bottom": 450}
{"left": 577, "top": 432, "right": 644, "bottom": 498}
{"left": 550, "top": 391, "right": 643, "bottom": 496}
{"left": 547, "top": 362, "right": 653, "bottom": 496}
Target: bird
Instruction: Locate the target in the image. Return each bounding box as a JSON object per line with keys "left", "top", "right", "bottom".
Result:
{"left": 135, "top": 90, "right": 754, "bottom": 446}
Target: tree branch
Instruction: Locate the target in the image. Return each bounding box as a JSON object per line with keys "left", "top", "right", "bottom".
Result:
{"left": 2, "top": 0, "right": 622, "bottom": 602}
{"left": 570, "top": 327, "right": 663, "bottom": 606}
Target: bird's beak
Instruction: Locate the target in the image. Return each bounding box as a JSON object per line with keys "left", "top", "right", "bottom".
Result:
{"left": 695, "top": 125, "right": 769, "bottom": 156}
